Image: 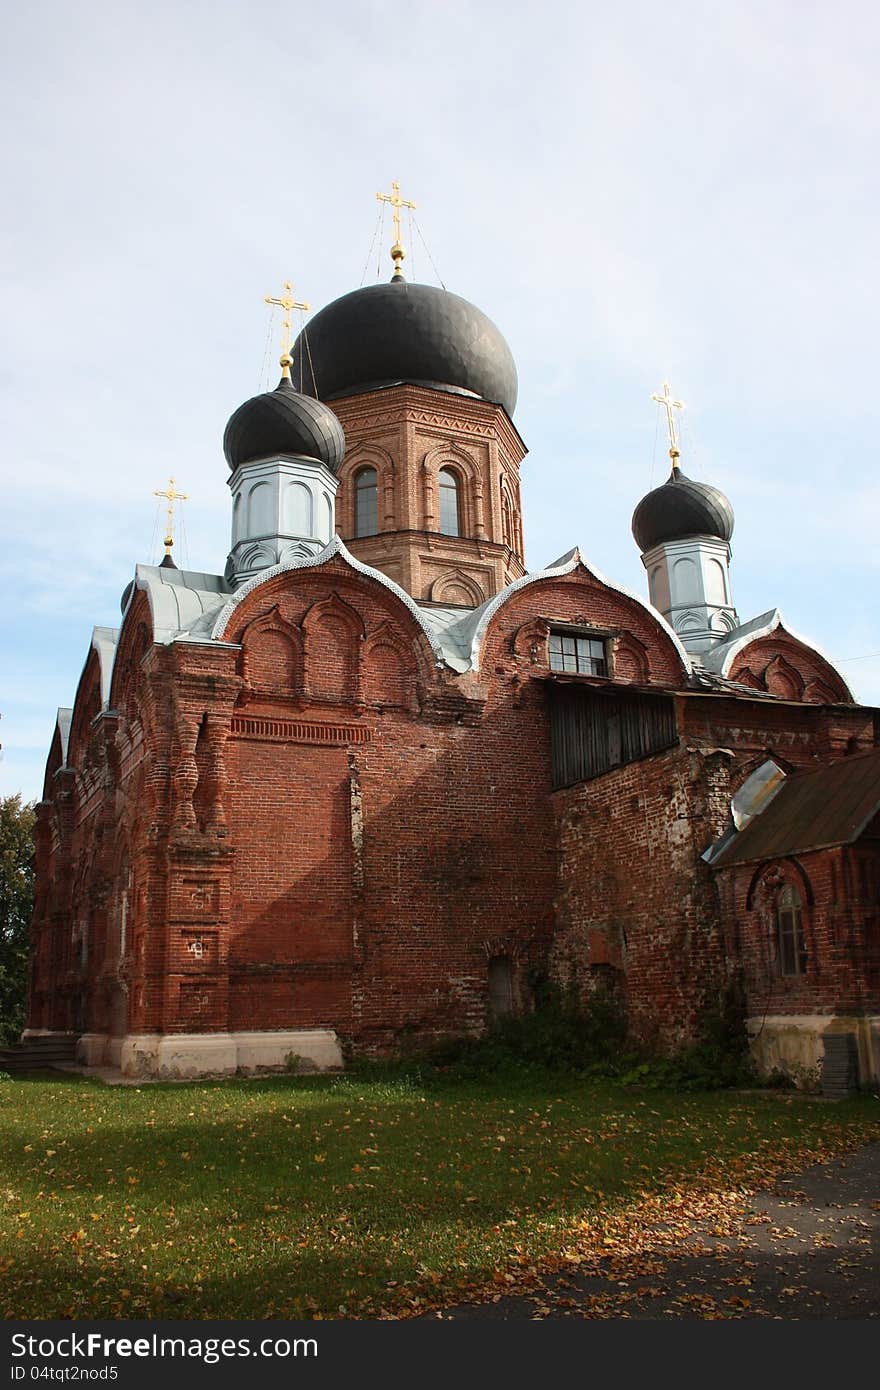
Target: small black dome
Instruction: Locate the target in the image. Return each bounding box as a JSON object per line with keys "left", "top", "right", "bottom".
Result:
{"left": 288, "top": 278, "right": 518, "bottom": 417}
{"left": 632, "top": 468, "right": 734, "bottom": 552}
{"left": 223, "top": 378, "right": 346, "bottom": 472}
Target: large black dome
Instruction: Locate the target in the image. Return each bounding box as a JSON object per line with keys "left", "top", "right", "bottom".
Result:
{"left": 632, "top": 468, "right": 734, "bottom": 552}
{"left": 288, "top": 278, "right": 518, "bottom": 417}
{"left": 223, "top": 378, "right": 346, "bottom": 473}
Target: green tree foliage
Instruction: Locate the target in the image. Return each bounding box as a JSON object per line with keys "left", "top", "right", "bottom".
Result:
{"left": 0, "top": 795, "right": 35, "bottom": 1044}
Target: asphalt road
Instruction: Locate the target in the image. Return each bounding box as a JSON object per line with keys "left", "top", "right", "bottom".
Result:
{"left": 436, "top": 1140, "right": 880, "bottom": 1319}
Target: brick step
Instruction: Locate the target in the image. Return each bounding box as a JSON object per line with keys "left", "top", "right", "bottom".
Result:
{"left": 0, "top": 1036, "right": 79, "bottom": 1073}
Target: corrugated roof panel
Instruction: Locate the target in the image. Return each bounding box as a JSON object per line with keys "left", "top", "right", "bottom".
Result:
{"left": 712, "top": 749, "right": 880, "bottom": 868}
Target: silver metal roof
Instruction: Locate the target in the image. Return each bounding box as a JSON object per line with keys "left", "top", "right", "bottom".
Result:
{"left": 126, "top": 564, "right": 231, "bottom": 645}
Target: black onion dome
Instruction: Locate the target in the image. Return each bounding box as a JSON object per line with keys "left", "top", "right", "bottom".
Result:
{"left": 223, "top": 378, "right": 346, "bottom": 472}
{"left": 288, "top": 278, "right": 518, "bottom": 417}
{"left": 632, "top": 469, "right": 735, "bottom": 552}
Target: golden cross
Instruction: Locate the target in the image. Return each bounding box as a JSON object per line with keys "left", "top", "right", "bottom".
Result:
{"left": 153, "top": 477, "right": 189, "bottom": 558}
{"left": 376, "top": 179, "right": 416, "bottom": 275}
{"left": 264, "top": 281, "right": 310, "bottom": 379}
{"left": 651, "top": 381, "right": 685, "bottom": 465}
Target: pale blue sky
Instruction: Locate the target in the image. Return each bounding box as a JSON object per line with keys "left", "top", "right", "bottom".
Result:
{"left": 2, "top": 0, "right": 879, "bottom": 801}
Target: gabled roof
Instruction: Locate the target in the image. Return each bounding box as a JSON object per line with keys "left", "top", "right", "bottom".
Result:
{"left": 210, "top": 536, "right": 448, "bottom": 664}
{"left": 464, "top": 546, "right": 692, "bottom": 675}
{"left": 711, "top": 748, "right": 880, "bottom": 869}
{"left": 699, "top": 608, "right": 854, "bottom": 700}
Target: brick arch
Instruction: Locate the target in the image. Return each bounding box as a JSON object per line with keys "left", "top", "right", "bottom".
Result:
{"left": 762, "top": 654, "right": 804, "bottom": 701}
{"left": 745, "top": 856, "right": 815, "bottom": 912}
{"left": 733, "top": 666, "right": 765, "bottom": 691}
{"left": 500, "top": 475, "right": 521, "bottom": 554}
{"left": 803, "top": 677, "right": 841, "bottom": 705}
{"left": 67, "top": 650, "right": 104, "bottom": 773}
{"left": 512, "top": 617, "right": 551, "bottom": 663}
{"left": 613, "top": 632, "right": 650, "bottom": 684}
{"left": 338, "top": 443, "right": 395, "bottom": 536}
{"left": 302, "top": 591, "right": 365, "bottom": 703}
{"left": 239, "top": 606, "right": 303, "bottom": 698}
{"left": 109, "top": 589, "right": 153, "bottom": 714}
{"left": 430, "top": 569, "right": 485, "bottom": 606}
{"left": 422, "top": 441, "right": 479, "bottom": 536}
{"left": 362, "top": 621, "right": 417, "bottom": 709}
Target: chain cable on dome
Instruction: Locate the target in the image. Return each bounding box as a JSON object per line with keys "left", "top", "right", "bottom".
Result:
{"left": 178, "top": 502, "right": 191, "bottom": 572}
{"left": 649, "top": 397, "right": 660, "bottom": 489}
{"left": 148, "top": 500, "right": 161, "bottom": 567}
{"left": 259, "top": 304, "right": 275, "bottom": 393}
{"left": 302, "top": 326, "right": 319, "bottom": 399}
{"left": 412, "top": 215, "right": 446, "bottom": 290}
{"left": 375, "top": 202, "right": 386, "bottom": 281}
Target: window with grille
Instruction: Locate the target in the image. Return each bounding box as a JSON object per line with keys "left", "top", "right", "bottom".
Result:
{"left": 354, "top": 466, "right": 378, "bottom": 537}
{"left": 777, "top": 883, "right": 807, "bottom": 976}
{"left": 438, "top": 468, "right": 461, "bottom": 536}
{"left": 549, "top": 630, "right": 608, "bottom": 677}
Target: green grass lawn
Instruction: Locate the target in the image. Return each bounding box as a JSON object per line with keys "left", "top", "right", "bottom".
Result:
{"left": 1, "top": 1071, "right": 877, "bottom": 1319}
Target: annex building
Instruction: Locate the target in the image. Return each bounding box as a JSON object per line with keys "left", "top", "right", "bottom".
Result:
{"left": 28, "top": 218, "right": 880, "bottom": 1086}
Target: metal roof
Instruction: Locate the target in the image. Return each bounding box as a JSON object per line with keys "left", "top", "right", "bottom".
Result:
{"left": 711, "top": 748, "right": 880, "bottom": 869}
{"left": 632, "top": 467, "right": 734, "bottom": 552}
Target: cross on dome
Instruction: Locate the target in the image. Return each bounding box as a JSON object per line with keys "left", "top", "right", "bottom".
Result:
{"left": 651, "top": 381, "right": 685, "bottom": 467}
{"left": 264, "top": 281, "right": 310, "bottom": 379}
{"left": 376, "top": 180, "right": 416, "bottom": 277}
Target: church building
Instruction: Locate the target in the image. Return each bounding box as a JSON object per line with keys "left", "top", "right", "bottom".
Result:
{"left": 27, "top": 205, "right": 880, "bottom": 1086}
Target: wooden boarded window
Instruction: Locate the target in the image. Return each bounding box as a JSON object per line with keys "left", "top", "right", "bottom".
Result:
{"left": 549, "top": 684, "right": 677, "bottom": 788}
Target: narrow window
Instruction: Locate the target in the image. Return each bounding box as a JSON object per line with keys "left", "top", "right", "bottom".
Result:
{"left": 777, "top": 883, "right": 807, "bottom": 976}
{"left": 355, "top": 466, "right": 378, "bottom": 537}
{"left": 488, "top": 956, "right": 513, "bottom": 1021}
{"left": 438, "top": 468, "right": 460, "bottom": 536}
{"left": 548, "top": 630, "right": 608, "bottom": 677}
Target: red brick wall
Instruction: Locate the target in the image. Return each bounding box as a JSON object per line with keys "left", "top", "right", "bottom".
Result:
{"left": 27, "top": 551, "right": 880, "bottom": 1059}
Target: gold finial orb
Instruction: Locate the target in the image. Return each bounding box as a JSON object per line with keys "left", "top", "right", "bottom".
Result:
{"left": 390, "top": 241, "right": 405, "bottom": 262}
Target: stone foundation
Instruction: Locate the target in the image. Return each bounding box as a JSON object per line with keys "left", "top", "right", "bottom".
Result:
{"left": 747, "top": 1014, "right": 880, "bottom": 1090}
{"left": 77, "top": 1030, "right": 343, "bottom": 1079}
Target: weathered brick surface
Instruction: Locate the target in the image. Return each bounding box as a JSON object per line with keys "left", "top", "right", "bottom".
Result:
{"left": 28, "top": 505, "right": 880, "bottom": 1060}
{"left": 550, "top": 694, "right": 880, "bottom": 1050}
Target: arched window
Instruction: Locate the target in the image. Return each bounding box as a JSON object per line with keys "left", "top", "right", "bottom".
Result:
{"left": 354, "top": 466, "right": 378, "bottom": 537}
{"left": 438, "top": 467, "right": 460, "bottom": 537}
{"left": 777, "top": 883, "right": 807, "bottom": 976}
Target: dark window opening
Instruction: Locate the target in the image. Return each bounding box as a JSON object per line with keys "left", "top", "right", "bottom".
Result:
{"left": 355, "top": 466, "right": 378, "bottom": 537}
{"left": 488, "top": 956, "right": 513, "bottom": 1021}
{"left": 549, "top": 630, "right": 608, "bottom": 677}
